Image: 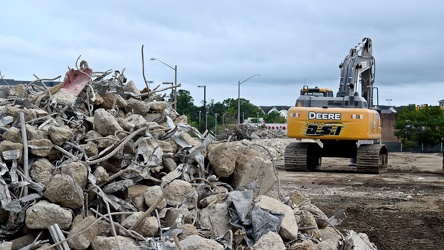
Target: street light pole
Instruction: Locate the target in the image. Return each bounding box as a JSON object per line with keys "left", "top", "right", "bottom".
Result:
{"left": 257, "top": 112, "right": 259, "bottom": 126}
{"left": 215, "top": 113, "right": 218, "bottom": 134}
{"left": 163, "top": 82, "right": 173, "bottom": 102}
{"left": 198, "top": 85, "right": 207, "bottom": 131}
{"left": 151, "top": 57, "right": 178, "bottom": 110}
{"left": 237, "top": 74, "right": 261, "bottom": 124}
{"left": 174, "top": 65, "right": 177, "bottom": 111}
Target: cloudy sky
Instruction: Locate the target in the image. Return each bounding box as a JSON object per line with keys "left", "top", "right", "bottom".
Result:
{"left": 1, "top": 1, "right": 443, "bottom": 108}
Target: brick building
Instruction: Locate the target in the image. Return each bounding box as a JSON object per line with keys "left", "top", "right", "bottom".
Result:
{"left": 381, "top": 113, "right": 398, "bottom": 142}
{"left": 379, "top": 106, "right": 401, "bottom": 143}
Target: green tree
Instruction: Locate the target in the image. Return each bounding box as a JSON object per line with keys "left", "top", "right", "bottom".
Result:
{"left": 217, "top": 98, "right": 262, "bottom": 123}
{"left": 264, "top": 110, "right": 287, "bottom": 123}
{"left": 238, "top": 98, "right": 262, "bottom": 123}
{"left": 176, "top": 89, "right": 198, "bottom": 121}
{"left": 219, "top": 98, "right": 237, "bottom": 124}
{"left": 394, "top": 104, "right": 444, "bottom": 150}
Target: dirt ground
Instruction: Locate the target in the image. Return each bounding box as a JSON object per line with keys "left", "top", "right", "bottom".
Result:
{"left": 276, "top": 152, "right": 444, "bottom": 250}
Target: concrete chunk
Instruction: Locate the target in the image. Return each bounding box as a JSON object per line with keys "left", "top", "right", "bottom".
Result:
{"left": 91, "top": 236, "right": 140, "bottom": 250}
{"left": 255, "top": 195, "right": 299, "bottom": 241}
{"left": 233, "top": 153, "right": 276, "bottom": 197}
{"left": 25, "top": 200, "right": 72, "bottom": 229}
{"left": 28, "top": 138, "right": 53, "bottom": 157}
{"left": 207, "top": 143, "right": 237, "bottom": 178}
{"left": 127, "top": 185, "right": 149, "bottom": 211}
{"left": 123, "top": 80, "right": 141, "bottom": 95}
{"left": 144, "top": 185, "right": 166, "bottom": 210}
{"left": 61, "top": 161, "right": 88, "bottom": 189}
{"left": 127, "top": 98, "right": 151, "bottom": 115}
{"left": 101, "top": 92, "right": 127, "bottom": 109}
{"left": 48, "top": 125, "right": 74, "bottom": 146}
{"left": 93, "top": 108, "right": 123, "bottom": 136}
{"left": 164, "top": 179, "right": 194, "bottom": 207}
{"left": 179, "top": 234, "right": 223, "bottom": 250}
{"left": 252, "top": 231, "right": 286, "bottom": 250}
{"left": 1, "top": 127, "right": 22, "bottom": 143}
{"left": 199, "top": 202, "right": 230, "bottom": 237}
{"left": 44, "top": 174, "right": 84, "bottom": 209}
{"left": 149, "top": 101, "right": 169, "bottom": 112}
{"left": 67, "top": 215, "right": 98, "bottom": 249}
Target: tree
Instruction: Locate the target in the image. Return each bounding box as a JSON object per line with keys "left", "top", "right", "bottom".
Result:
{"left": 394, "top": 105, "right": 444, "bottom": 150}
{"left": 264, "top": 110, "right": 287, "bottom": 123}
{"left": 238, "top": 98, "right": 262, "bottom": 123}
{"left": 176, "top": 89, "right": 200, "bottom": 127}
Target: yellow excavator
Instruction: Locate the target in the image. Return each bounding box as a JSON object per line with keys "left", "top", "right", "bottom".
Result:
{"left": 285, "top": 37, "right": 388, "bottom": 173}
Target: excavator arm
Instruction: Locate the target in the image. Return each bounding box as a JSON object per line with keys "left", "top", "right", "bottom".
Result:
{"left": 336, "top": 38, "right": 375, "bottom": 107}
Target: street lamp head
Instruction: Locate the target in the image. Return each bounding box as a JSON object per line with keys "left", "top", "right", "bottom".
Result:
{"left": 197, "top": 85, "right": 206, "bottom": 88}
{"left": 150, "top": 57, "right": 156, "bottom": 61}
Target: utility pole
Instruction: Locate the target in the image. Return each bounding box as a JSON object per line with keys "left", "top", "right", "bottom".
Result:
{"left": 237, "top": 74, "right": 261, "bottom": 124}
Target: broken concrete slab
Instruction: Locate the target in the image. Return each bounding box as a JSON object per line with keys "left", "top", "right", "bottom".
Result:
{"left": 61, "top": 161, "right": 88, "bottom": 189}
{"left": 144, "top": 185, "right": 167, "bottom": 210}
{"left": 67, "top": 215, "right": 99, "bottom": 250}
{"left": 207, "top": 142, "right": 238, "bottom": 178}
{"left": 179, "top": 234, "right": 224, "bottom": 250}
{"left": 233, "top": 151, "right": 276, "bottom": 197}
{"left": 127, "top": 184, "right": 149, "bottom": 211}
{"left": 93, "top": 108, "right": 123, "bottom": 136}
{"left": 91, "top": 235, "right": 140, "bottom": 250}
{"left": 28, "top": 138, "right": 53, "bottom": 157}
{"left": 101, "top": 92, "right": 128, "bottom": 109}
{"left": 199, "top": 202, "right": 231, "bottom": 237}
{"left": 255, "top": 195, "right": 299, "bottom": 241}
{"left": 43, "top": 173, "right": 84, "bottom": 209}
{"left": 318, "top": 226, "right": 344, "bottom": 247}
{"left": 48, "top": 125, "right": 74, "bottom": 146}
{"left": 344, "top": 230, "right": 377, "bottom": 250}
{"left": 127, "top": 98, "right": 151, "bottom": 115}
{"left": 299, "top": 210, "right": 321, "bottom": 238}
{"left": 1, "top": 127, "right": 21, "bottom": 143}
{"left": 252, "top": 231, "right": 286, "bottom": 250}
{"left": 25, "top": 200, "right": 72, "bottom": 229}
{"left": 164, "top": 179, "right": 195, "bottom": 207}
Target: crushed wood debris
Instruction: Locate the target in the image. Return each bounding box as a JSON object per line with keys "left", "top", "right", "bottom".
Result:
{"left": 0, "top": 60, "right": 377, "bottom": 250}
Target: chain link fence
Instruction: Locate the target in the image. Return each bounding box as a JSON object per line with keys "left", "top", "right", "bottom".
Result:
{"left": 383, "top": 142, "right": 444, "bottom": 153}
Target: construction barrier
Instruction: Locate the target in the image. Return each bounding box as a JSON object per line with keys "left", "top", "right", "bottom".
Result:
{"left": 265, "top": 123, "right": 287, "bottom": 131}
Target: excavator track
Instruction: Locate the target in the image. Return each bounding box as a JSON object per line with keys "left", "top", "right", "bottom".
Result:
{"left": 356, "top": 144, "right": 388, "bottom": 174}
{"left": 284, "top": 142, "right": 321, "bottom": 171}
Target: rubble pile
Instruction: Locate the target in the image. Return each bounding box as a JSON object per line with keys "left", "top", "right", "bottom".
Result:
{"left": 0, "top": 61, "right": 376, "bottom": 250}
{"left": 216, "top": 124, "right": 285, "bottom": 142}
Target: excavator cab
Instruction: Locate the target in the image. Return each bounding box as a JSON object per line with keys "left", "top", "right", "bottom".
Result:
{"left": 300, "top": 85, "right": 334, "bottom": 97}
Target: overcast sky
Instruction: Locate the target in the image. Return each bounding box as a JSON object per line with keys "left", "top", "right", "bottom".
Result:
{"left": 1, "top": 1, "right": 443, "bottom": 108}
